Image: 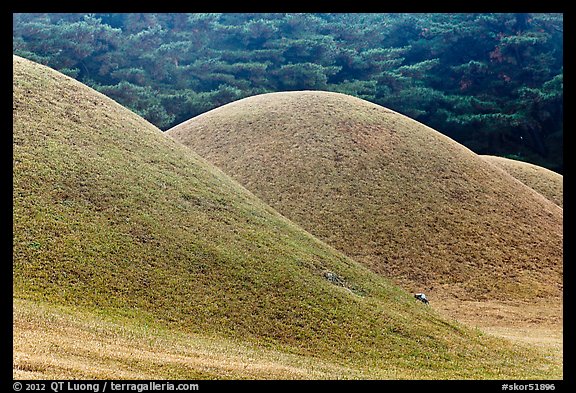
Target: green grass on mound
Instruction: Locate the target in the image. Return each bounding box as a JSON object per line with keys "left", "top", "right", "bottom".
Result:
{"left": 13, "top": 56, "right": 560, "bottom": 379}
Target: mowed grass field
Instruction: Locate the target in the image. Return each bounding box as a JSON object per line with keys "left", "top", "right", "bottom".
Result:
{"left": 13, "top": 298, "right": 563, "bottom": 379}
{"left": 13, "top": 56, "right": 562, "bottom": 379}
{"left": 14, "top": 299, "right": 391, "bottom": 380}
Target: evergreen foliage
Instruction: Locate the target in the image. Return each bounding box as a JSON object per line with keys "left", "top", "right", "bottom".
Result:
{"left": 13, "top": 13, "right": 563, "bottom": 172}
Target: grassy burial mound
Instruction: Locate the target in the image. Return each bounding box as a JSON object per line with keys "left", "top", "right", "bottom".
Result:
{"left": 12, "top": 56, "right": 562, "bottom": 379}
{"left": 481, "top": 155, "right": 563, "bottom": 208}
{"left": 167, "top": 91, "right": 563, "bottom": 305}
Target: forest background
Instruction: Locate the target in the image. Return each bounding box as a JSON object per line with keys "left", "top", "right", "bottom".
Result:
{"left": 12, "top": 13, "right": 564, "bottom": 173}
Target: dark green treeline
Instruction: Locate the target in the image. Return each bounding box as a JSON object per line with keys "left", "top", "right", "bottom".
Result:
{"left": 13, "top": 13, "right": 563, "bottom": 173}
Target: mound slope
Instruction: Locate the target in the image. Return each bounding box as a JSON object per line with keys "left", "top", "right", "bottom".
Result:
{"left": 167, "top": 91, "right": 563, "bottom": 304}
{"left": 15, "top": 56, "right": 559, "bottom": 378}
{"left": 481, "top": 155, "right": 563, "bottom": 208}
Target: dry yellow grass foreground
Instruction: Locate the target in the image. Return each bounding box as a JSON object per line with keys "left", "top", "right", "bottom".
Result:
{"left": 481, "top": 155, "right": 563, "bottom": 208}
{"left": 12, "top": 299, "right": 564, "bottom": 380}
{"left": 14, "top": 56, "right": 562, "bottom": 379}
{"left": 13, "top": 299, "right": 382, "bottom": 380}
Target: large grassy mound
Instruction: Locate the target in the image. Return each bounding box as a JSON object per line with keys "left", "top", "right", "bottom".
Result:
{"left": 481, "top": 155, "right": 563, "bottom": 208}
{"left": 167, "top": 91, "right": 562, "bottom": 304}
{"left": 13, "top": 56, "right": 561, "bottom": 379}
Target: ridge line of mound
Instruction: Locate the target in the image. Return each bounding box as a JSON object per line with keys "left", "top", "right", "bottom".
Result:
{"left": 481, "top": 155, "right": 563, "bottom": 208}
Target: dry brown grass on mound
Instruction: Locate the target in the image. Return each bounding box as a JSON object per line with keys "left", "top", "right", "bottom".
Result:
{"left": 167, "top": 91, "right": 563, "bottom": 304}
{"left": 481, "top": 155, "right": 563, "bottom": 208}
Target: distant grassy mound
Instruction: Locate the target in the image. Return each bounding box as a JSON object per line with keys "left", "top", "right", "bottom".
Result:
{"left": 13, "top": 56, "right": 561, "bottom": 379}
{"left": 167, "top": 91, "right": 562, "bottom": 304}
{"left": 481, "top": 155, "right": 563, "bottom": 208}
